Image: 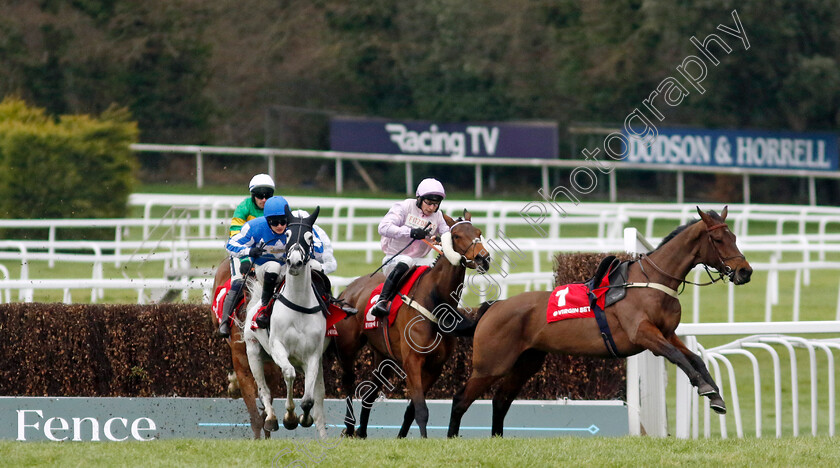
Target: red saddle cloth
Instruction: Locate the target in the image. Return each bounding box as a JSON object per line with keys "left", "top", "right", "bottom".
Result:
{"left": 546, "top": 275, "right": 610, "bottom": 323}
{"left": 212, "top": 279, "right": 233, "bottom": 324}
{"left": 363, "top": 266, "right": 430, "bottom": 330}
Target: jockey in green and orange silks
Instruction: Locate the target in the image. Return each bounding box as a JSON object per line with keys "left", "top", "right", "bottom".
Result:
{"left": 229, "top": 173, "right": 275, "bottom": 238}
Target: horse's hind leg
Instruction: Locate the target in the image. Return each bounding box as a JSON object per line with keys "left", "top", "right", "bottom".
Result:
{"left": 335, "top": 323, "right": 365, "bottom": 437}
{"left": 633, "top": 322, "right": 725, "bottom": 413}
{"left": 311, "top": 363, "right": 329, "bottom": 439}
{"left": 491, "top": 350, "right": 547, "bottom": 437}
{"left": 448, "top": 374, "right": 500, "bottom": 438}
{"left": 398, "top": 403, "right": 415, "bottom": 438}
{"left": 298, "top": 351, "right": 324, "bottom": 429}
{"left": 668, "top": 335, "right": 726, "bottom": 414}
{"left": 355, "top": 367, "right": 383, "bottom": 439}
{"left": 245, "top": 337, "right": 279, "bottom": 432}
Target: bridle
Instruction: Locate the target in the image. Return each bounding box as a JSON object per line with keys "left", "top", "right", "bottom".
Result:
{"left": 447, "top": 220, "right": 487, "bottom": 269}
{"left": 285, "top": 222, "right": 313, "bottom": 267}
{"left": 639, "top": 221, "right": 744, "bottom": 291}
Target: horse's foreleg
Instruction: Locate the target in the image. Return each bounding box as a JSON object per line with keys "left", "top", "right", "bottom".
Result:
{"left": 245, "top": 337, "right": 278, "bottom": 432}
{"left": 668, "top": 335, "right": 726, "bottom": 414}
{"left": 491, "top": 350, "right": 547, "bottom": 437}
{"left": 231, "top": 354, "right": 265, "bottom": 439}
{"left": 402, "top": 354, "right": 430, "bottom": 438}
{"left": 398, "top": 360, "right": 445, "bottom": 438}
{"left": 633, "top": 322, "right": 724, "bottom": 412}
{"left": 267, "top": 341, "right": 298, "bottom": 430}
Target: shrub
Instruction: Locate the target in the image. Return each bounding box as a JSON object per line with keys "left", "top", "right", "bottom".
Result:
{"left": 0, "top": 97, "right": 138, "bottom": 237}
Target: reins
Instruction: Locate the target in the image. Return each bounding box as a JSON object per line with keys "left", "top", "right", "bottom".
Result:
{"left": 378, "top": 219, "right": 481, "bottom": 360}
{"left": 638, "top": 221, "right": 745, "bottom": 293}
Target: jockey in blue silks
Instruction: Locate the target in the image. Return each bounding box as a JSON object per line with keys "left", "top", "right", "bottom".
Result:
{"left": 221, "top": 196, "right": 343, "bottom": 335}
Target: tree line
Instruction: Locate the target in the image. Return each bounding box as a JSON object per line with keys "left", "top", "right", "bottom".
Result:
{"left": 1, "top": 1, "right": 837, "bottom": 161}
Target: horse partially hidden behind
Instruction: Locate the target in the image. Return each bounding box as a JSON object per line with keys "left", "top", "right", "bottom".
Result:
{"left": 333, "top": 210, "right": 491, "bottom": 438}
{"left": 211, "top": 258, "right": 283, "bottom": 439}
{"left": 448, "top": 207, "right": 753, "bottom": 438}
{"left": 244, "top": 206, "right": 330, "bottom": 438}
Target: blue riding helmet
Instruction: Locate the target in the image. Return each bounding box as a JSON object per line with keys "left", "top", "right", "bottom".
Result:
{"left": 264, "top": 196, "right": 289, "bottom": 218}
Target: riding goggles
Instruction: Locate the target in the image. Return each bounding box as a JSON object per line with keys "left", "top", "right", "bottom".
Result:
{"left": 252, "top": 189, "right": 274, "bottom": 199}
{"left": 267, "top": 215, "right": 288, "bottom": 227}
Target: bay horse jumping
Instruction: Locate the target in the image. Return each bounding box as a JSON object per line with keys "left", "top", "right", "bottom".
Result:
{"left": 448, "top": 207, "right": 753, "bottom": 437}
{"left": 244, "top": 206, "right": 330, "bottom": 438}
{"left": 211, "top": 258, "right": 283, "bottom": 439}
{"left": 333, "top": 210, "right": 490, "bottom": 438}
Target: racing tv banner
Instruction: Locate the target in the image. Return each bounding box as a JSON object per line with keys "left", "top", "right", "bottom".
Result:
{"left": 621, "top": 127, "right": 839, "bottom": 171}
{"left": 330, "top": 117, "right": 558, "bottom": 159}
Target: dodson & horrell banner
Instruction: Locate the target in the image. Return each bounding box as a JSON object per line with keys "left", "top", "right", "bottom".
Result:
{"left": 622, "top": 127, "right": 839, "bottom": 171}
{"left": 330, "top": 117, "right": 558, "bottom": 159}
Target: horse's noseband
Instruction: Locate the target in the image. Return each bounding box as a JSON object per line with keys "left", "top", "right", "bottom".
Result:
{"left": 460, "top": 237, "right": 484, "bottom": 268}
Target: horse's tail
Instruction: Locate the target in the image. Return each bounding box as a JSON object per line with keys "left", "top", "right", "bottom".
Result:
{"left": 445, "top": 300, "right": 498, "bottom": 338}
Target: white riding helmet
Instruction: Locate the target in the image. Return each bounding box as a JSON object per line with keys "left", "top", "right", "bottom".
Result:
{"left": 415, "top": 178, "right": 445, "bottom": 199}
{"left": 248, "top": 173, "right": 275, "bottom": 192}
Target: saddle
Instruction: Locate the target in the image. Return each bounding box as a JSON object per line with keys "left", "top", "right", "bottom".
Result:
{"left": 584, "top": 255, "right": 633, "bottom": 309}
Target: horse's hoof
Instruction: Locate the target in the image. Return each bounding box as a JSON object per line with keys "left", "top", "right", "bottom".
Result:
{"left": 709, "top": 395, "right": 727, "bottom": 414}
{"left": 697, "top": 383, "right": 716, "bottom": 396}
{"left": 341, "top": 427, "right": 355, "bottom": 438}
{"left": 283, "top": 414, "right": 299, "bottom": 430}
{"left": 264, "top": 418, "right": 279, "bottom": 432}
{"left": 299, "top": 413, "right": 314, "bottom": 428}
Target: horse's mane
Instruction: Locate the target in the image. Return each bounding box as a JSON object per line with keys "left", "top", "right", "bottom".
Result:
{"left": 652, "top": 210, "right": 723, "bottom": 252}
{"left": 653, "top": 219, "right": 699, "bottom": 252}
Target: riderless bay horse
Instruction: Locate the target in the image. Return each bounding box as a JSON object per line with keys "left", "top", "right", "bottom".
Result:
{"left": 211, "top": 258, "right": 284, "bottom": 439}
{"left": 244, "top": 206, "right": 330, "bottom": 438}
{"left": 334, "top": 211, "right": 490, "bottom": 438}
{"left": 448, "top": 207, "right": 753, "bottom": 437}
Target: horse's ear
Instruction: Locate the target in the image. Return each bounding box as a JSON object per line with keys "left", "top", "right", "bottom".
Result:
{"left": 443, "top": 213, "right": 456, "bottom": 227}
{"left": 463, "top": 209, "right": 471, "bottom": 221}
{"left": 721, "top": 206, "right": 728, "bottom": 220}
{"left": 696, "top": 206, "right": 712, "bottom": 225}
{"left": 306, "top": 206, "right": 320, "bottom": 225}
{"left": 285, "top": 204, "right": 293, "bottom": 219}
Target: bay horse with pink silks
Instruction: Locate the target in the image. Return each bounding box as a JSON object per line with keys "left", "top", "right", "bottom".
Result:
{"left": 333, "top": 210, "right": 490, "bottom": 438}
{"left": 448, "top": 207, "right": 753, "bottom": 437}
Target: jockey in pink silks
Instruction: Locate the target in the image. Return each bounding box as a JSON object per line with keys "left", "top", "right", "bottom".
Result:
{"left": 370, "top": 178, "right": 451, "bottom": 318}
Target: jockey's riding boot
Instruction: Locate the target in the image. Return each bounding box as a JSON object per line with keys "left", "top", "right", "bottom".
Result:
{"left": 255, "top": 272, "right": 279, "bottom": 330}
{"left": 219, "top": 278, "right": 245, "bottom": 338}
{"left": 371, "top": 263, "right": 410, "bottom": 319}
{"left": 331, "top": 296, "right": 358, "bottom": 315}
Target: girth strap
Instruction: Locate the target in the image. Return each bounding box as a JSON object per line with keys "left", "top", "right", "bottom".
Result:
{"left": 400, "top": 294, "right": 438, "bottom": 324}
{"left": 589, "top": 289, "right": 620, "bottom": 358}
{"left": 276, "top": 293, "right": 321, "bottom": 314}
